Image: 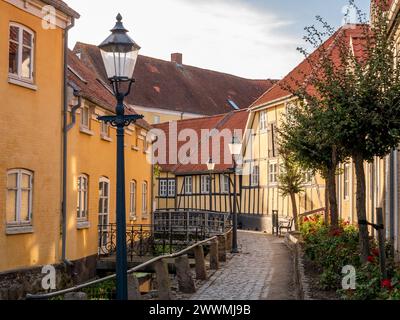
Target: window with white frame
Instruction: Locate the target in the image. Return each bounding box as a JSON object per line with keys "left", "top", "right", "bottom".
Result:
{"left": 251, "top": 165, "right": 260, "bottom": 186}
{"left": 100, "top": 121, "right": 110, "bottom": 138}
{"left": 201, "top": 175, "right": 211, "bottom": 194}
{"left": 77, "top": 174, "right": 89, "bottom": 220}
{"left": 259, "top": 111, "right": 267, "bottom": 131}
{"left": 184, "top": 176, "right": 193, "bottom": 195}
{"left": 344, "top": 163, "right": 350, "bottom": 200}
{"left": 130, "top": 180, "right": 136, "bottom": 219}
{"left": 6, "top": 169, "right": 33, "bottom": 225}
{"left": 221, "top": 175, "right": 230, "bottom": 194}
{"left": 168, "top": 180, "right": 176, "bottom": 197}
{"left": 303, "top": 170, "right": 313, "bottom": 185}
{"left": 159, "top": 179, "right": 168, "bottom": 197}
{"left": 142, "top": 181, "right": 148, "bottom": 216}
{"left": 269, "top": 161, "right": 278, "bottom": 185}
{"left": 154, "top": 115, "right": 161, "bottom": 124}
{"left": 9, "top": 23, "right": 35, "bottom": 81}
{"left": 80, "top": 105, "right": 90, "bottom": 129}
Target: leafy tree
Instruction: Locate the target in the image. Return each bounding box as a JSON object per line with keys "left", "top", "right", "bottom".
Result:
{"left": 278, "top": 146, "right": 305, "bottom": 231}
{"left": 282, "top": 0, "right": 400, "bottom": 263}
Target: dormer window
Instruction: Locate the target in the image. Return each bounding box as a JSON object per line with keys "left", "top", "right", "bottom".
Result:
{"left": 9, "top": 23, "right": 34, "bottom": 82}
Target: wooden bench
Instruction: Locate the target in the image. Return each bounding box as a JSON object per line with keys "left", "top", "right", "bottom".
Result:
{"left": 278, "top": 218, "right": 294, "bottom": 237}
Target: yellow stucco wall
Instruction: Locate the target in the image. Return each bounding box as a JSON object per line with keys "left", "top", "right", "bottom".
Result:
{"left": 135, "top": 108, "right": 203, "bottom": 125}
{"left": 65, "top": 101, "right": 153, "bottom": 261}
{"left": 0, "top": 1, "right": 64, "bottom": 272}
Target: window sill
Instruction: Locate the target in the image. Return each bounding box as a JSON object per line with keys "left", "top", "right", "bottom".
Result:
{"left": 101, "top": 135, "right": 112, "bottom": 142}
{"left": 77, "top": 221, "right": 91, "bottom": 230}
{"left": 129, "top": 215, "right": 137, "bottom": 222}
{"left": 80, "top": 127, "right": 94, "bottom": 136}
{"left": 8, "top": 77, "right": 37, "bottom": 91}
{"left": 6, "top": 225, "right": 34, "bottom": 235}
{"left": 132, "top": 146, "right": 140, "bottom": 151}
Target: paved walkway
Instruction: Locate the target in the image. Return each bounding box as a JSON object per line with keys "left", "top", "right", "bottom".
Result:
{"left": 190, "top": 231, "right": 295, "bottom": 300}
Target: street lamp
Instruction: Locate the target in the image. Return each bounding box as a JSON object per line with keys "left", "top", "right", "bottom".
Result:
{"left": 207, "top": 158, "right": 215, "bottom": 212}
{"left": 98, "top": 14, "right": 144, "bottom": 300}
{"left": 228, "top": 135, "right": 242, "bottom": 254}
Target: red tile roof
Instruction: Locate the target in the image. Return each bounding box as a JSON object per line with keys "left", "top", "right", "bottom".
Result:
{"left": 41, "top": 0, "right": 80, "bottom": 18}
{"left": 153, "top": 110, "right": 249, "bottom": 174}
{"left": 73, "top": 42, "right": 276, "bottom": 116}
{"left": 250, "top": 25, "right": 368, "bottom": 108}
{"left": 67, "top": 50, "right": 151, "bottom": 130}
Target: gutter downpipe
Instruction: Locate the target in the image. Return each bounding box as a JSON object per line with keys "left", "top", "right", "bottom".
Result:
{"left": 62, "top": 17, "right": 78, "bottom": 265}
{"left": 390, "top": 149, "right": 396, "bottom": 257}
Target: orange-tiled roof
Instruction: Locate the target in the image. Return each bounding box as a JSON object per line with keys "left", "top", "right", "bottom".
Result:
{"left": 251, "top": 25, "right": 368, "bottom": 109}
{"left": 67, "top": 50, "right": 151, "bottom": 130}
{"left": 73, "top": 42, "right": 276, "bottom": 116}
{"left": 41, "top": 0, "right": 80, "bottom": 18}
{"left": 153, "top": 110, "right": 249, "bottom": 174}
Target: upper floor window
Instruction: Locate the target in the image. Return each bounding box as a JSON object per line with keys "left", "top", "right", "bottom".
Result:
{"left": 259, "top": 111, "right": 267, "bottom": 131}
{"left": 159, "top": 179, "right": 168, "bottom": 197}
{"left": 268, "top": 123, "right": 279, "bottom": 158}
{"left": 77, "top": 174, "right": 89, "bottom": 221}
{"left": 344, "top": 163, "right": 350, "bottom": 200}
{"left": 303, "top": 171, "right": 313, "bottom": 185}
{"left": 251, "top": 165, "right": 260, "bottom": 187}
{"left": 80, "top": 105, "right": 91, "bottom": 129}
{"left": 6, "top": 169, "right": 33, "bottom": 225}
{"left": 201, "top": 175, "right": 211, "bottom": 194}
{"left": 142, "top": 181, "right": 148, "bottom": 216}
{"left": 184, "top": 176, "right": 193, "bottom": 195}
{"left": 168, "top": 180, "right": 176, "bottom": 197}
{"left": 221, "top": 175, "right": 230, "bottom": 194}
{"left": 100, "top": 121, "right": 110, "bottom": 138}
{"left": 269, "top": 161, "right": 278, "bottom": 185}
{"left": 154, "top": 115, "right": 161, "bottom": 124}
{"left": 130, "top": 180, "right": 137, "bottom": 219}
{"left": 9, "top": 23, "right": 34, "bottom": 81}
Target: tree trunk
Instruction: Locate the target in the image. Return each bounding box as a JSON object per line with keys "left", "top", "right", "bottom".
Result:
{"left": 326, "top": 165, "right": 339, "bottom": 228}
{"left": 324, "top": 178, "right": 330, "bottom": 225}
{"left": 353, "top": 152, "right": 370, "bottom": 264}
{"left": 290, "top": 192, "right": 299, "bottom": 231}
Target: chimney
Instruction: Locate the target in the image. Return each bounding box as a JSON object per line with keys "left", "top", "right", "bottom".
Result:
{"left": 171, "top": 53, "right": 183, "bottom": 65}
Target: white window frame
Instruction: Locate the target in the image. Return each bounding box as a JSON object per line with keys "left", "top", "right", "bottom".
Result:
{"left": 100, "top": 121, "right": 110, "bottom": 138}
{"left": 80, "top": 105, "right": 90, "bottom": 129}
{"left": 251, "top": 165, "right": 260, "bottom": 187}
{"left": 168, "top": 179, "right": 176, "bottom": 197}
{"left": 268, "top": 161, "right": 278, "bottom": 185}
{"left": 142, "top": 181, "right": 148, "bottom": 216}
{"left": 344, "top": 163, "right": 350, "bottom": 200}
{"left": 77, "top": 174, "right": 89, "bottom": 221}
{"left": 154, "top": 115, "right": 161, "bottom": 124}
{"left": 201, "top": 175, "right": 211, "bottom": 194}
{"left": 221, "top": 175, "right": 230, "bottom": 194}
{"left": 6, "top": 169, "right": 33, "bottom": 226}
{"left": 303, "top": 170, "right": 313, "bottom": 185}
{"left": 184, "top": 176, "right": 193, "bottom": 195}
{"left": 259, "top": 111, "right": 267, "bottom": 131}
{"left": 159, "top": 179, "right": 168, "bottom": 197}
{"left": 130, "top": 180, "right": 137, "bottom": 219}
{"left": 8, "top": 23, "right": 35, "bottom": 82}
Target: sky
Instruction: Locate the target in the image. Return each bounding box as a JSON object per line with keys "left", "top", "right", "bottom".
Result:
{"left": 66, "top": 0, "right": 370, "bottom": 80}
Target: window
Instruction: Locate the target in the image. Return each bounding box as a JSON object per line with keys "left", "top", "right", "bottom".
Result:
{"left": 142, "top": 181, "right": 148, "bottom": 216}
{"left": 98, "top": 178, "right": 109, "bottom": 247}
{"left": 80, "top": 105, "right": 90, "bottom": 129}
{"left": 154, "top": 115, "right": 161, "bottom": 124}
{"left": 221, "top": 175, "right": 230, "bottom": 194}
{"left": 201, "top": 175, "right": 211, "bottom": 194}
{"left": 130, "top": 180, "right": 137, "bottom": 219}
{"left": 269, "top": 162, "right": 278, "bottom": 185}
{"left": 344, "top": 163, "right": 350, "bottom": 200}
{"left": 6, "top": 169, "right": 33, "bottom": 225}
{"left": 259, "top": 111, "right": 267, "bottom": 131}
{"left": 184, "top": 176, "right": 193, "bottom": 195}
{"left": 159, "top": 179, "right": 168, "bottom": 197}
{"left": 77, "top": 175, "right": 89, "bottom": 221}
{"left": 9, "top": 23, "right": 34, "bottom": 81}
{"left": 303, "top": 171, "right": 313, "bottom": 185}
{"left": 100, "top": 121, "right": 110, "bottom": 138}
{"left": 268, "top": 123, "right": 278, "bottom": 158}
{"left": 251, "top": 165, "right": 260, "bottom": 186}
{"left": 168, "top": 180, "right": 176, "bottom": 197}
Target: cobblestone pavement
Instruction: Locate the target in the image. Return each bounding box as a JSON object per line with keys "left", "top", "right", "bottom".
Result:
{"left": 190, "top": 231, "right": 295, "bottom": 300}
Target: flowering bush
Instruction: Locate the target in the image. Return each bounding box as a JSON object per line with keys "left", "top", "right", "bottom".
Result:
{"left": 300, "top": 215, "right": 400, "bottom": 299}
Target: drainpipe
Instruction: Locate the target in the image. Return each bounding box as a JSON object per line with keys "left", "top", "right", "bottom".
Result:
{"left": 389, "top": 149, "right": 396, "bottom": 257}
{"left": 61, "top": 18, "right": 78, "bottom": 265}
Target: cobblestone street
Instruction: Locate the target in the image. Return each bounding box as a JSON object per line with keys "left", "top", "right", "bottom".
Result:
{"left": 190, "top": 231, "right": 295, "bottom": 300}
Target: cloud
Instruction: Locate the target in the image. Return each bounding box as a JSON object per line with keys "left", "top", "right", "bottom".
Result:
{"left": 67, "top": 0, "right": 303, "bottom": 79}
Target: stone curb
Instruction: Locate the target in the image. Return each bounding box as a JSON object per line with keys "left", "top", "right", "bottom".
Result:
{"left": 284, "top": 232, "right": 312, "bottom": 300}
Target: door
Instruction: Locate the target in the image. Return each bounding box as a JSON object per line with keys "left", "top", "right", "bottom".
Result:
{"left": 98, "top": 177, "right": 110, "bottom": 254}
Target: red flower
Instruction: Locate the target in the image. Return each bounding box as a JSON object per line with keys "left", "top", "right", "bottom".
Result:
{"left": 381, "top": 279, "right": 392, "bottom": 290}
{"left": 367, "top": 255, "right": 375, "bottom": 263}
{"left": 372, "top": 248, "right": 380, "bottom": 257}
{"left": 330, "top": 228, "right": 343, "bottom": 237}
{"left": 303, "top": 217, "right": 309, "bottom": 222}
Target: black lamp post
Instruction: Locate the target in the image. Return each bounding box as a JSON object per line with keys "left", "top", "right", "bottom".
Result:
{"left": 228, "top": 136, "right": 242, "bottom": 254}
{"left": 207, "top": 158, "right": 215, "bottom": 212}
{"left": 98, "top": 14, "right": 144, "bottom": 300}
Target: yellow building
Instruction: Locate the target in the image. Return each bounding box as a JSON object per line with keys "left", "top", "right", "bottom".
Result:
{"left": 0, "top": 0, "right": 79, "bottom": 275}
